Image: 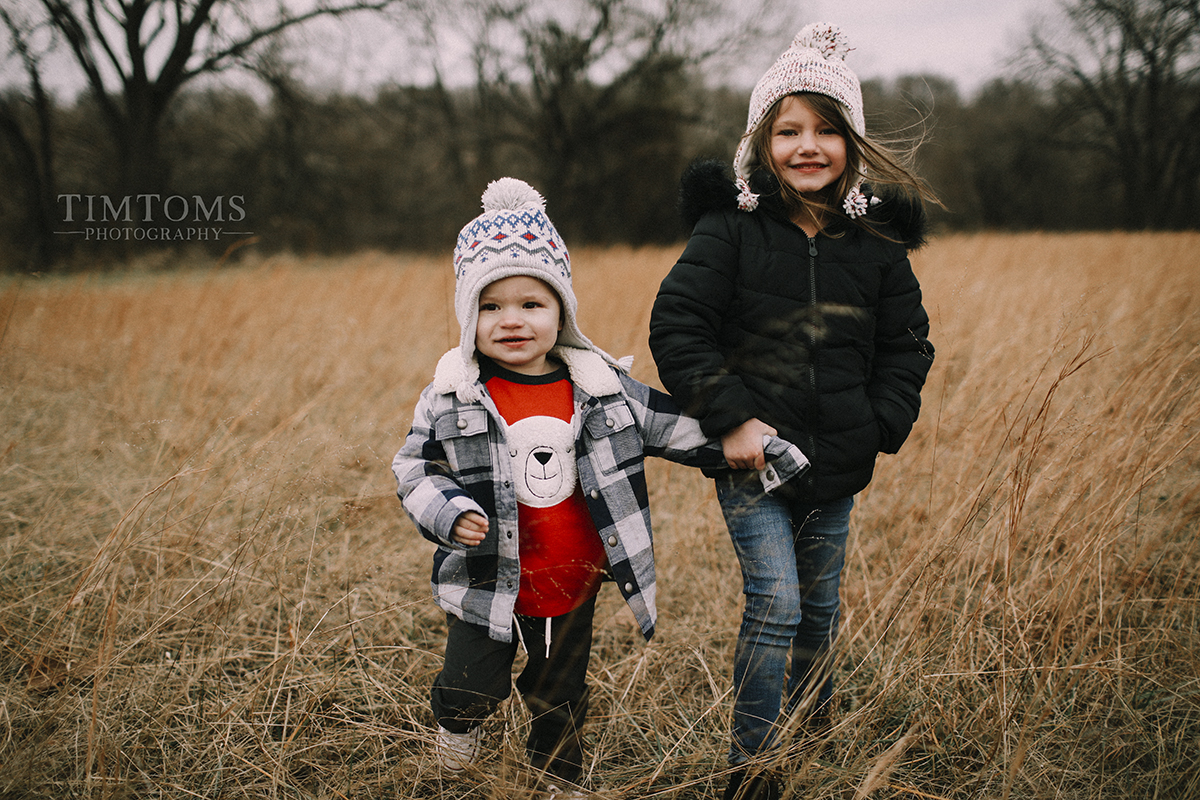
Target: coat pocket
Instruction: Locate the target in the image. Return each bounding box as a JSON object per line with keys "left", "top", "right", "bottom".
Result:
{"left": 434, "top": 406, "right": 489, "bottom": 438}
{"left": 583, "top": 402, "right": 643, "bottom": 476}
{"left": 433, "top": 407, "right": 493, "bottom": 475}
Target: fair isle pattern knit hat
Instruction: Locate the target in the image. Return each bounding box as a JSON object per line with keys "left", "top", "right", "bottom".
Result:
{"left": 733, "top": 23, "right": 869, "bottom": 218}
{"left": 452, "top": 177, "right": 623, "bottom": 380}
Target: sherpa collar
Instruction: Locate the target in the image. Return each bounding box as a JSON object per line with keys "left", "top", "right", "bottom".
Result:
{"left": 432, "top": 345, "right": 625, "bottom": 404}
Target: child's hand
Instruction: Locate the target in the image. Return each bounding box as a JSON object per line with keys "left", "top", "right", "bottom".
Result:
{"left": 721, "top": 418, "right": 778, "bottom": 470}
{"left": 451, "top": 511, "right": 489, "bottom": 547}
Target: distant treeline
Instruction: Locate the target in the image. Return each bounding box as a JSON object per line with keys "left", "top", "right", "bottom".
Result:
{"left": 0, "top": 72, "right": 1176, "bottom": 269}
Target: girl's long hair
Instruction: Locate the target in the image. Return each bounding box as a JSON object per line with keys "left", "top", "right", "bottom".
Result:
{"left": 744, "top": 92, "right": 940, "bottom": 233}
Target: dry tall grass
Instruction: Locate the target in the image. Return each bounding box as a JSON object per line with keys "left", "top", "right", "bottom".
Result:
{"left": 1, "top": 234, "right": 1197, "bottom": 799}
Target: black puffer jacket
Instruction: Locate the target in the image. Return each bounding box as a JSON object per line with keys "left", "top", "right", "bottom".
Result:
{"left": 649, "top": 160, "right": 934, "bottom": 502}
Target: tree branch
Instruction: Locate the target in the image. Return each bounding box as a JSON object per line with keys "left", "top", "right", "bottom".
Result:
{"left": 180, "top": 0, "right": 400, "bottom": 84}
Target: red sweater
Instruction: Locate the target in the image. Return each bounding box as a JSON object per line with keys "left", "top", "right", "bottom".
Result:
{"left": 484, "top": 361, "right": 608, "bottom": 617}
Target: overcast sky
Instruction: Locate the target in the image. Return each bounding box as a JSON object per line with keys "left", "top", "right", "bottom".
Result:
{"left": 797, "top": 0, "right": 1046, "bottom": 95}
{"left": 316, "top": 0, "right": 1052, "bottom": 98}
{"left": 22, "top": 0, "right": 1051, "bottom": 101}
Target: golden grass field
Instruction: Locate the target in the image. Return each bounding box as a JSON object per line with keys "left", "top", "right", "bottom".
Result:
{"left": 1, "top": 233, "right": 1198, "bottom": 799}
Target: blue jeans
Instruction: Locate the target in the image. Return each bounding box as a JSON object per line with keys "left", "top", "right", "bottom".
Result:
{"left": 715, "top": 474, "right": 853, "bottom": 763}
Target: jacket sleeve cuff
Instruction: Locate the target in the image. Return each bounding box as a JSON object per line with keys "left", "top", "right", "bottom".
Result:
{"left": 759, "top": 436, "right": 810, "bottom": 492}
{"left": 699, "top": 385, "right": 759, "bottom": 438}
{"left": 433, "top": 494, "right": 487, "bottom": 549}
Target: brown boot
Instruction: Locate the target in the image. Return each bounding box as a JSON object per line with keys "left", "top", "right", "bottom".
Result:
{"left": 722, "top": 768, "right": 781, "bottom": 800}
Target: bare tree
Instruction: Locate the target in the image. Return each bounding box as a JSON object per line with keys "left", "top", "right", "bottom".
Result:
{"left": 1, "top": 4, "right": 70, "bottom": 268}
{"left": 416, "top": 0, "right": 792, "bottom": 243}
{"left": 1022, "top": 0, "right": 1200, "bottom": 228}
{"left": 7, "top": 0, "right": 411, "bottom": 212}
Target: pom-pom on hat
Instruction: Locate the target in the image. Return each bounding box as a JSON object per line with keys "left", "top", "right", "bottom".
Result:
{"left": 733, "top": 23, "right": 868, "bottom": 216}
{"left": 452, "top": 177, "right": 621, "bottom": 380}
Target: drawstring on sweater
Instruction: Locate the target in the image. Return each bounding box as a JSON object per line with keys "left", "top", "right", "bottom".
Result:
{"left": 513, "top": 614, "right": 553, "bottom": 659}
{"left": 514, "top": 614, "right": 529, "bottom": 655}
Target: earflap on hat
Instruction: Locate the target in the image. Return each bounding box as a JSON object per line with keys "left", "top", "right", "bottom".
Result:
{"left": 451, "top": 178, "right": 625, "bottom": 385}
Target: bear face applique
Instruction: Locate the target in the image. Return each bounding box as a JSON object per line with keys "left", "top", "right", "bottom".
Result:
{"left": 505, "top": 415, "right": 576, "bottom": 508}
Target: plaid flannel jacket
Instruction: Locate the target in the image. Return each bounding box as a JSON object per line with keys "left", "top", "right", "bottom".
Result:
{"left": 393, "top": 345, "right": 809, "bottom": 643}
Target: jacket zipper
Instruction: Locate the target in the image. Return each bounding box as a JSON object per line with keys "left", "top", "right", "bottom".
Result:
{"left": 805, "top": 236, "right": 818, "bottom": 487}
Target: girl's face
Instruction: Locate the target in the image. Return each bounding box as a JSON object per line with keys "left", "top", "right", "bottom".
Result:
{"left": 769, "top": 95, "right": 847, "bottom": 197}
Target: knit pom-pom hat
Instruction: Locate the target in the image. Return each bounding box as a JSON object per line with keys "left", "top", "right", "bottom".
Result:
{"left": 733, "top": 22, "right": 868, "bottom": 217}
{"left": 452, "top": 178, "right": 624, "bottom": 393}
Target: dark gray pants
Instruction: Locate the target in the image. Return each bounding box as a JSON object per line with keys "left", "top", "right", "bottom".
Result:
{"left": 431, "top": 596, "right": 595, "bottom": 782}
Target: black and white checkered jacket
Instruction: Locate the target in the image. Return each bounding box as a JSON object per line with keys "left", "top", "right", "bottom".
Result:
{"left": 393, "top": 345, "right": 809, "bottom": 643}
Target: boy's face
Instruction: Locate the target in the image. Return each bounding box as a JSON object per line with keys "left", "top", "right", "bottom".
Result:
{"left": 475, "top": 275, "right": 563, "bottom": 375}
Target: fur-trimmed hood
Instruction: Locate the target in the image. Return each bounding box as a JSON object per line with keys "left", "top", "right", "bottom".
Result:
{"left": 432, "top": 344, "right": 627, "bottom": 404}
{"left": 679, "top": 158, "right": 928, "bottom": 250}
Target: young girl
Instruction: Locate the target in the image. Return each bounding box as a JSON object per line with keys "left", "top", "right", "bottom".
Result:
{"left": 648, "top": 23, "right": 937, "bottom": 800}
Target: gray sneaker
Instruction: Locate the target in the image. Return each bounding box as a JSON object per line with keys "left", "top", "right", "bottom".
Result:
{"left": 435, "top": 725, "right": 480, "bottom": 772}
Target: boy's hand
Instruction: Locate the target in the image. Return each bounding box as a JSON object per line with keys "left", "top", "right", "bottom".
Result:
{"left": 451, "top": 511, "right": 488, "bottom": 546}
{"left": 721, "top": 418, "right": 778, "bottom": 470}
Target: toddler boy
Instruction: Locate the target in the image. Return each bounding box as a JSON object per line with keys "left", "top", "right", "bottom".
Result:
{"left": 393, "top": 178, "right": 807, "bottom": 796}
